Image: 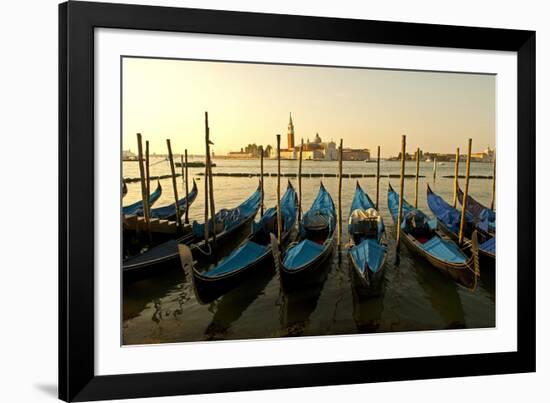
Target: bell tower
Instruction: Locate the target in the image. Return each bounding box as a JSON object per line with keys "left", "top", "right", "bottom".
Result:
{"left": 287, "top": 113, "right": 295, "bottom": 150}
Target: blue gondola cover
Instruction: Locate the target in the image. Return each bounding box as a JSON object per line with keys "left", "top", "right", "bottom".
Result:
{"left": 149, "top": 180, "right": 198, "bottom": 220}
{"left": 122, "top": 182, "right": 162, "bottom": 215}
{"left": 200, "top": 183, "right": 298, "bottom": 278}
{"left": 283, "top": 183, "right": 335, "bottom": 270}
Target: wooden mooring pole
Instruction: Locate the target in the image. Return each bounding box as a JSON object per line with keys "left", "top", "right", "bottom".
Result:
{"left": 136, "top": 133, "right": 150, "bottom": 235}
{"left": 337, "top": 139, "right": 343, "bottom": 248}
{"left": 298, "top": 138, "right": 304, "bottom": 223}
{"left": 433, "top": 156, "right": 437, "bottom": 184}
{"left": 458, "top": 138, "right": 472, "bottom": 245}
{"left": 396, "top": 135, "right": 406, "bottom": 251}
{"left": 205, "top": 112, "right": 216, "bottom": 248}
{"left": 414, "top": 147, "right": 420, "bottom": 208}
{"left": 276, "top": 134, "right": 282, "bottom": 243}
{"left": 145, "top": 140, "right": 151, "bottom": 208}
{"left": 376, "top": 145, "right": 381, "bottom": 209}
{"left": 490, "top": 149, "right": 496, "bottom": 211}
{"left": 260, "top": 145, "right": 264, "bottom": 216}
{"left": 203, "top": 119, "right": 210, "bottom": 246}
{"left": 184, "top": 149, "right": 189, "bottom": 224}
{"left": 453, "top": 147, "right": 460, "bottom": 208}
{"left": 166, "top": 139, "right": 182, "bottom": 229}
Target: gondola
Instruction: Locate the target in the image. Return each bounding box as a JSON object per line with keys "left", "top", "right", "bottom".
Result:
{"left": 146, "top": 179, "right": 198, "bottom": 221}
{"left": 427, "top": 184, "right": 495, "bottom": 268}
{"left": 270, "top": 182, "right": 336, "bottom": 285}
{"left": 122, "top": 181, "right": 128, "bottom": 198}
{"left": 122, "top": 181, "right": 162, "bottom": 215}
{"left": 387, "top": 184, "right": 479, "bottom": 288}
{"left": 457, "top": 185, "right": 495, "bottom": 234}
{"left": 347, "top": 182, "right": 388, "bottom": 292}
{"left": 179, "top": 181, "right": 298, "bottom": 303}
{"left": 123, "top": 183, "right": 262, "bottom": 282}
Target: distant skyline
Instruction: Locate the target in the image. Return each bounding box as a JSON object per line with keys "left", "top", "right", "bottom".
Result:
{"left": 122, "top": 57, "right": 495, "bottom": 157}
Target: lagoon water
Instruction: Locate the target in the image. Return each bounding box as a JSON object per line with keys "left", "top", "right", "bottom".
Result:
{"left": 122, "top": 158, "right": 495, "bottom": 345}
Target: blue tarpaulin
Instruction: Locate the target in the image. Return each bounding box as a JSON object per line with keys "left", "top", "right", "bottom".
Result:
{"left": 480, "top": 236, "right": 496, "bottom": 254}
{"left": 202, "top": 241, "right": 267, "bottom": 277}
{"left": 192, "top": 184, "right": 262, "bottom": 238}
{"left": 349, "top": 238, "right": 387, "bottom": 273}
{"left": 283, "top": 183, "right": 335, "bottom": 270}
{"left": 122, "top": 182, "right": 162, "bottom": 215}
{"left": 201, "top": 183, "right": 298, "bottom": 278}
{"left": 388, "top": 185, "right": 469, "bottom": 265}
{"left": 419, "top": 236, "right": 467, "bottom": 264}
{"left": 149, "top": 180, "right": 198, "bottom": 220}
{"left": 283, "top": 239, "right": 325, "bottom": 270}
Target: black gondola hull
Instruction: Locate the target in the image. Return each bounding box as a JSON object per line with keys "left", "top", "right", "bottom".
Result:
{"left": 278, "top": 240, "right": 334, "bottom": 287}
{"left": 123, "top": 215, "right": 255, "bottom": 283}
{"left": 192, "top": 251, "right": 275, "bottom": 304}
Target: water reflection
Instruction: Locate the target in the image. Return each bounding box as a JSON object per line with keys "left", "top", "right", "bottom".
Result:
{"left": 204, "top": 266, "right": 275, "bottom": 340}
{"left": 279, "top": 256, "right": 332, "bottom": 336}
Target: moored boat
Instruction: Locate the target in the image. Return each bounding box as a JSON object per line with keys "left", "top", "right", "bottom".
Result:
{"left": 427, "top": 184, "right": 495, "bottom": 268}
{"left": 179, "top": 181, "right": 298, "bottom": 303}
{"left": 388, "top": 184, "right": 479, "bottom": 289}
{"left": 271, "top": 182, "right": 336, "bottom": 285}
{"left": 147, "top": 179, "right": 198, "bottom": 221}
{"left": 347, "top": 182, "right": 387, "bottom": 293}
{"left": 123, "top": 183, "right": 262, "bottom": 282}
{"left": 457, "top": 185, "right": 495, "bottom": 234}
{"left": 122, "top": 181, "right": 162, "bottom": 215}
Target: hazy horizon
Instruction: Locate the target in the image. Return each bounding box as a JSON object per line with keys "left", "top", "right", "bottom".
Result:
{"left": 122, "top": 57, "right": 495, "bottom": 158}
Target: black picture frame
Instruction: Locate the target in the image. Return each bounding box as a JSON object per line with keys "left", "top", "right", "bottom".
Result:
{"left": 59, "top": 1, "right": 536, "bottom": 401}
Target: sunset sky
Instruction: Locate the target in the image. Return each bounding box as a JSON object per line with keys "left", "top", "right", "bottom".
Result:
{"left": 122, "top": 57, "right": 495, "bottom": 157}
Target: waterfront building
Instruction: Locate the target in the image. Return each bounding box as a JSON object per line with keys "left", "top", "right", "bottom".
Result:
{"left": 287, "top": 113, "right": 295, "bottom": 150}
{"left": 342, "top": 148, "right": 371, "bottom": 161}
{"left": 471, "top": 146, "right": 495, "bottom": 162}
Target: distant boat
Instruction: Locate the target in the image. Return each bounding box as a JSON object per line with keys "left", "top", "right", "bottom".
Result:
{"left": 387, "top": 184, "right": 479, "bottom": 288}
{"left": 180, "top": 181, "right": 298, "bottom": 303}
{"left": 122, "top": 181, "right": 162, "bottom": 216}
{"left": 347, "top": 182, "right": 387, "bottom": 293}
{"left": 175, "top": 161, "right": 216, "bottom": 168}
{"left": 271, "top": 182, "right": 336, "bottom": 285}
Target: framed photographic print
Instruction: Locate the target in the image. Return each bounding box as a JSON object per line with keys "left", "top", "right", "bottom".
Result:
{"left": 59, "top": 1, "right": 535, "bottom": 401}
